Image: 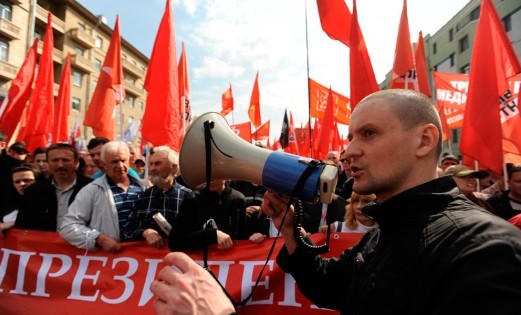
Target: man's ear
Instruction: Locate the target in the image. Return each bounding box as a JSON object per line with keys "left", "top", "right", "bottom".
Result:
{"left": 416, "top": 123, "right": 439, "bottom": 158}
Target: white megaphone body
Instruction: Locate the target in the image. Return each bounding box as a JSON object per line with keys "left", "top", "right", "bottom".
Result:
{"left": 179, "top": 112, "right": 338, "bottom": 204}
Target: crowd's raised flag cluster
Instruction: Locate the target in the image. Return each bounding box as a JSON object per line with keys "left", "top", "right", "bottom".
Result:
{"left": 0, "top": 0, "right": 519, "bottom": 170}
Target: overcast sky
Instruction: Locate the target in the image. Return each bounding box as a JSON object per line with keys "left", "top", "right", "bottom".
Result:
{"left": 77, "top": 0, "right": 471, "bottom": 139}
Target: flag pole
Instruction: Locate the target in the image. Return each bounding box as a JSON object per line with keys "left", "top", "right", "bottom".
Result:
{"left": 119, "top": 85, "right": 124, "bottom": 140}
{"left": 304, "top": 0, "right": 313, "bottom": 158}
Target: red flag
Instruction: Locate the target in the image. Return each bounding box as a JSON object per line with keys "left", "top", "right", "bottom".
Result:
{"left": 296, "top": 122, "right": 311, "bottom": 157}
{"left": 221, "top": 84, "right": 234, "bottom": 116}
{"left": 460, "top": 0, "right": 521, "bottom": 175}
{"left": 252, "top": 120, "right": 270, "bottom": 141}
{"left": 272, "top": 138, "right": 281, "bottom": 151}
{"left": 433, "top": 71, "right": 468, "bottom": 129}
{"left": 18, "top": 13, "right": 54, "bottom": 152}
{"left": 285, "top": 111, "right": 300, "bottom": 155}
{"left": 309, "top": 78, "right": 351, "bottom": 124}
{"left": 53, "top": 53, "right": 71, "bottom": 144}
{"left": 0, "top": 38, "right": 38, "bottom": 142}
{"left": 415, "top": 31, "right": 431, "bottom": 97}
{"left": 389, "top": 0, "right": 415, "bottom": 90}
{"left": 178, "top": 42, "right": 191, "bottom": 134}
{"left": 314, "top": 88, "right": 336, "bottom": 160}
{"left": 142, "top": 0, "right": 180, "bottom": 150}
{"left": 230, "top": 122, "right": 252, "bottom": 143}
{"left": 349, "top": 0, "right": 379, "bottom": 111}
{"left": 316, "top": 0, "right": 352, "bottom": 47}
{"left": 248, "top": 72, "right": 261, "bottom": 128}
{"left": 84, "top": 16, "right": 124, "bottom": 140}
{"left": 69, "top": 120, "right": 81, "bottom": 146}
{"left": 332, "top": 122, "right": 341, "bottom": 152}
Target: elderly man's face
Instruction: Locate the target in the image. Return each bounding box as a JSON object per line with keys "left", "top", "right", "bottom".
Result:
{"left": 149, "top": 151, "right": 177, "bottom": 186}
{"left": 104, "top": 148, "right": 130, "bottom": 183}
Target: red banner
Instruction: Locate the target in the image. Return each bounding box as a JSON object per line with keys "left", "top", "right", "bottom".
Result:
{"left": 0, "top": 229, "right": 362, "bottom": 314}
{"left": 309, "top": 78, "right": 351, "bottom": 125}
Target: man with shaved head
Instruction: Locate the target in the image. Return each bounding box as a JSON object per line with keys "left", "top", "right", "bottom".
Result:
{"left": 149, "top": 89, "right": 521, "bottom": 315}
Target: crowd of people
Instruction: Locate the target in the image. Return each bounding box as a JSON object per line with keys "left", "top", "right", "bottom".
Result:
{"left": 1, "top": 89, "right": 521, "bottom": 314}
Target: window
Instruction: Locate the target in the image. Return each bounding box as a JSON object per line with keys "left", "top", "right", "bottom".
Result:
{"left": 449, "top": 54, "right": 455, "bottom": 67}
{"left": 71, "top": 97, "right": 81, "bottom": 111}
{"left": 33, "top": 32, "right": 42, "bottom": 40}
{"left": 131, "top": 60, "right": 137, "bottom": 66}
{"left": 127, "top": 96, "right": 135, "bottom": 108}
{"left": 122, "top": 53, "right": 127, "bottom": 60}
{"left": 432, "top": 42, "right": 437, "bottom": 55}
{"left": 128, "top": 116, "right": 134, "bottom": 124}
{"left": 0, "top": 2, "right": 12, "bottom": 21}
{"left": 72, "top": 70, "right": 82, "bottom": 87}
{"left": 503, "top": 14, "right": 512, "bottom": 32}
{"left": 0, "top": 38, "right": 8, "bottom": 62}
{"left": 470, "top": 6, "right": 480, "bottom": 21}
{"left": 77, "top": 22, "right": 86, "bottom": 30}
{"left": 94, "top": 59, "right": 101, "bottom": 71}
{"left": 459, "top": 35, "right": 469, "bottom": 52}
{"left": 75, "top": 46, "right": 84, "bottom": 56}
{"left": 139, "top": 101, "right": 144, "bottom": 111}
{"left": 460, "top": 64, "right": 470, "bottom": 74}
{"left": 448, "top": 29, "right": 453, "bottom": 42}
{"left": 95, "top": 36, "right": 103, "bottom": 49}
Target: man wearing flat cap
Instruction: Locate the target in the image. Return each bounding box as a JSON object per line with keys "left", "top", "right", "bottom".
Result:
{"left": 444, "top": 165, "right": 494, "bottom": 211}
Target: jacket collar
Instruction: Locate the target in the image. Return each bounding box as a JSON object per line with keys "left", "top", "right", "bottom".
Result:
{"left": 361, "top": 176, "right": 460, "bottom": 232}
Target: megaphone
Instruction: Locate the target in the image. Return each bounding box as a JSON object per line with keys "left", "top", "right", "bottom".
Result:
{"left": 179, "top": 112, "right": 338, "bottom": 204}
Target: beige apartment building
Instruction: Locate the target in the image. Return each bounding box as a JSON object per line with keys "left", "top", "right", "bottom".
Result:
{"left": 0, "top": 0, "right": 148, "bottom": 144}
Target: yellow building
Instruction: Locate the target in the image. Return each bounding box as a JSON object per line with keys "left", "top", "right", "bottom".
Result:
{"left": 0, "top": 0, "right": 148, "bottom": 144}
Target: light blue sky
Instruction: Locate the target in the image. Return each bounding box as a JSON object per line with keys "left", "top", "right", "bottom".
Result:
{"left": 77, "top": 0, "right": 470, "bottom": 139}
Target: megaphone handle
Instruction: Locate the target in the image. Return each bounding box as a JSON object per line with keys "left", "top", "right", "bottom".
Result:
{"left": 289, "top": 162, "right": 330, "bottom": 255}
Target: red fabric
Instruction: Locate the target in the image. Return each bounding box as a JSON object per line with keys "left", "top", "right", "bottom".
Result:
{"left": 508, "top": 214, "right": 521, "bottom": 230}
{"left": 18, "top": 13, "right": 54, "bottom": 153}
{"left": 433, "top": 71, "right": 468, "bottom": 129}
{"left": 178, "top": 42, "right": 191, "bottom": 134}
{"left": 142, "top": 0, "right": 181, "bottom": 150}
{"left": 221, "top": 84, "right": 234, "bottom": 116}
{"left": 296, "top": 122, "right": 311, "bottom": 158}
{"left": 415, "top": 31, "right": 431, "bottom": 97}
{"left": 53, "top": 53, "right": 71, "bottom": 144}
{"left": 84, "top": 16, "right": 124, "bottom": 140}
{"left": 0, "top": 229, "right": 362, "bottom": 314}
{"left": 230, "top": 121, "right": 252, "bottom": 143}
{"left": 502, "top": 75, "right": 521, "bottom": 159}
{"left": 0, "top": 39, "right": 38, "bottom": 142}
{"left": 314, "top": 88, "right": 335, "bottom": 160}
{"left": 285, "top": 111, "right": 300, "bottom": 155}
{"left": 459, "top": 0, "right": 521, "bottom": 175}
{"left": 348, "top": 0, "right": 379, "bottom": 111}
{"left": 389, "top": 0, "right": 415, "bottom": 90}
{"left": 308, "top": 78, "right": 351, "bottom": 124}
{"left": 331, "top": 122, "right": 341, "bottom": 152}
{"left": 315, "top": 0, "right": 352, "bottom": 47}
{"left": 248, "top": 72, "right": 262, "bottom": 128}
{"left": 253, "top": 120, "right": 270, "bottom": 141}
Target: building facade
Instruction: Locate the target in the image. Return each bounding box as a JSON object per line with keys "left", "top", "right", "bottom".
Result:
{"left": 0, "top": 0, "right": 148, "bottom": 145}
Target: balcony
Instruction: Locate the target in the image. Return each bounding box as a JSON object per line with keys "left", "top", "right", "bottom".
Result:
{"left": 70, "top": 28, "right": 95, "bottom": 48}
{"left": 37, "top": 41, "right": 64, "bottom": 63}
{"left": 36, "top": 5, "right": 65, "bottom": 33}
{"left": 124, "top": 80, "right": 144, "bottom": 96}
{"left": 0, "top": 18, "right": 21, "bottom": 40}
{"left": 122, "top": 59, "right": 144, "bottom": 78}
{"left": 0, "top": 60, "right": 18, "bottom": 80}
{"left": 70, "top": 54, "right": 93, "bottom": 73}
